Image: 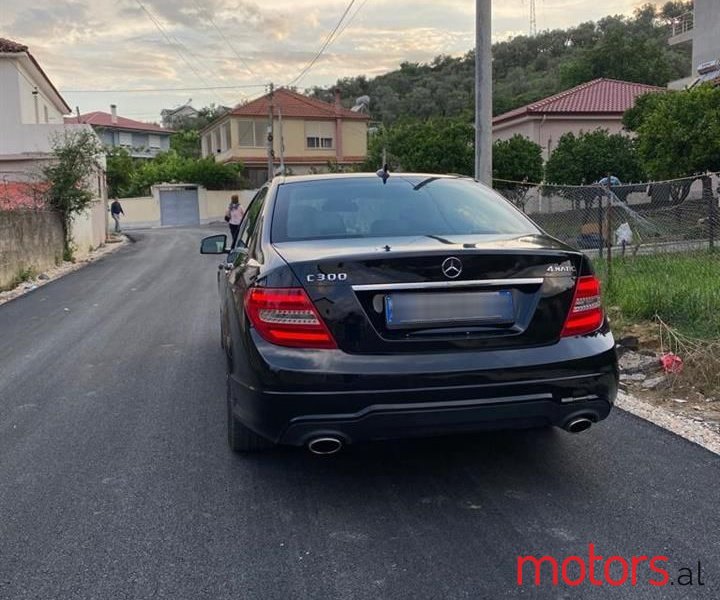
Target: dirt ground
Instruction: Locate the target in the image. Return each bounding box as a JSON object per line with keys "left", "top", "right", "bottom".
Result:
{"left": 616, "top": 319, "right": 720, "bottom": 435}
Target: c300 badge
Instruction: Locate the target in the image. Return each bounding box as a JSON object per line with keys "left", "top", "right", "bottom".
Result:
{"left": 306, "top": 272, "right": 348, "bottom": 282}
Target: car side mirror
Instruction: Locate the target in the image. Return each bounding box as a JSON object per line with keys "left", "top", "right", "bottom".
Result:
{"left": 200, "top": 234, "right": 228, "bottom": 254}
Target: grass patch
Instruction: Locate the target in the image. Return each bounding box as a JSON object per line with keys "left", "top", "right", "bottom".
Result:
{"left": 597, "top": 252, "right": 720, "bottom": 339}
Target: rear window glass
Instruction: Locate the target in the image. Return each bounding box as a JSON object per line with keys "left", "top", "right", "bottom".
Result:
{"left": 271, "top": 176, "right": 537, "bottom": 242}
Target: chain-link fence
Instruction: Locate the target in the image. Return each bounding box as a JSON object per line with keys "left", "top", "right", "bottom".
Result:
{"left": 495, "top": 173, "right": 720, "bottom": 338}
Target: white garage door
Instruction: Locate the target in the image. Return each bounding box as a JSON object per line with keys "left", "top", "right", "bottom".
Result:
{"left": 159, "top": 187, "right": 200, "bottom": 226}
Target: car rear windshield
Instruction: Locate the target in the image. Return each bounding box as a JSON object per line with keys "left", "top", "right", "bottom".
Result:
{"left": 271, "top": 176, "right": 538, "bottom": 242}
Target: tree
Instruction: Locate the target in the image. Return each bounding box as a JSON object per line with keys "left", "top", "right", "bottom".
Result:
{"left": 42, "top": 129, "right": 104, "bottom": 259}
{"left": 363, "top": 117, "right": 474, "bottom": 175}
{"left": 544, "top": 130, "right": 646, "bottom": 185}
{"left": 170, "top": 130, "right": 201, "bottom": 159}
{"left": 659, "top": 1, "right": 693, "bottom": 24}
{"left": 492, "top": 135, "right": 543, "bottom": 183}
{"left": 623, "top": 84, "right": 720, "bottom": 179}
{"left": 125, "top": 152, "right": 246, "bottom": 197}
{"left": 106, "top": 146, "right": 135, "bottom": 198}
{"left": 309, "top": 8, "right": 690, "bottom": 125}
{"left": 492, "top": 135, "right": 544, "bottom": 211}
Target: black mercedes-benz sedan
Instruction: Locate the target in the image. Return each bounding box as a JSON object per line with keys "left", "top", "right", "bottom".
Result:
{"left": 200, "top": 173, "right": 618, "bottom": 454}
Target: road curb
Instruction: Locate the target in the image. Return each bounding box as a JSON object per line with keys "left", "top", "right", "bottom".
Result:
{"left": 616, "top": 391, "right": 720, "bottom": 456}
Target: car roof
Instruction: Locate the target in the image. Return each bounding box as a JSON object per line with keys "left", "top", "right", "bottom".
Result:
{"left": 273, "top": 172, "right": 474, "bottom": 185}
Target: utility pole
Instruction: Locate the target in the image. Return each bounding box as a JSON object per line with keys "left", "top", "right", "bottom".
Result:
{"left": 278, "top": 107, "right": 285, "bottom": 176}
{"left": 267, "top": 82, "right": 274, "bottom": 182}
{"left": 475, "top": 0, "right": 492, "bottom": 185}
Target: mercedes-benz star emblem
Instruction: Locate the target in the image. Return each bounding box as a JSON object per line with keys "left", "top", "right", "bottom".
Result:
{"left": 441, "top": 257, "right": 462, "bottom": 279}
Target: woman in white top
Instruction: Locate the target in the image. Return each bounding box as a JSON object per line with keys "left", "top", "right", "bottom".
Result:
{"left": 225, "top": 194, "right": 244, "bottom": 248}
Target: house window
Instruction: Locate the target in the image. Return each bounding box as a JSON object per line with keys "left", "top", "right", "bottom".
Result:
{"left": 119, "top": 132, "right": 132, "bottom": 147}
{"left": 202, "top": 134, "right": 210, "bottom": 157}
{"left": 223, "top": 123, "right": 232, "bottom": 149}
{"left": 307, "top": 136, "right": 333, "bottom": 149}
{"left": 149, "top": 134, "right": 161, "bottom": 149}
{"left": 213, "top": 129, "right": 221, "bottom": 153}
{"left": 305, "top": 121, "right": 334, "bottom": 149}
{"left": 237, "top": 119, "right": 268, "bottom": 147}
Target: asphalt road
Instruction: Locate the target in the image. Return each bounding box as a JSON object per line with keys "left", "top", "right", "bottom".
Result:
{"left": 1, "top": 227, "right": 718, "bottom": 600}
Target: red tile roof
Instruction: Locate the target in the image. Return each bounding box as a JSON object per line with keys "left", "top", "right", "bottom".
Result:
{"left": 65, "top": 111, "right": 172, "bottom": 133}
{"left": 230, "top": 88, "right": 370, "bottom": 121}
{"left": 493, "top": 78, "right": 665, "bottom": 125}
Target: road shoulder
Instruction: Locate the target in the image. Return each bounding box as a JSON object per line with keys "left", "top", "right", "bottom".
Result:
{"left": 0, "top": 235, "right": 129, "bottom": 307}
{"left": 616, "top": 390, "right": 720, "bottom": 455}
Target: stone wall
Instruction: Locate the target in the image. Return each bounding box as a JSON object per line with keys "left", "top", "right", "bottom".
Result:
{"left": 0, "top": 210, "right": 64, "bottom": 290}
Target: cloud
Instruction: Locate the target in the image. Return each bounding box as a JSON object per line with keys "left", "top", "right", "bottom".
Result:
{"left": 2, "top": 0, "right": 643, "bottom": 120}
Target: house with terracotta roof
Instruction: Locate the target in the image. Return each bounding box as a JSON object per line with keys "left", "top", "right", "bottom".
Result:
{"left": 492, "top": 78, "right": 664, "bottom": 160}
{"left": 66, "top": 105, "right": 173, "bottom": 159}
{"left": 201, "top": 88, "right": 370, "bottom": 187}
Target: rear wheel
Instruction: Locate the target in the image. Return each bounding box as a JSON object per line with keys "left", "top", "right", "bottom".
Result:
{"left": 226, "top": 375, "right": 274, "bottom": 453}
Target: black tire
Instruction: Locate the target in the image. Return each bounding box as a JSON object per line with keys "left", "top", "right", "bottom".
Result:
{"left": 226, "top": 376, "right": 274, "bottom": 453}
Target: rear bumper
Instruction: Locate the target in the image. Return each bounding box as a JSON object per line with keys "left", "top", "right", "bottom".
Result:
{"left": 230, "top": 331, "right": 618, "bottom": 446}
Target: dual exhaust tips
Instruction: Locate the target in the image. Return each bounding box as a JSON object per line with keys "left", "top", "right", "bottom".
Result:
{"left": 306, "top": 418, "right": 594, "bottom": 454}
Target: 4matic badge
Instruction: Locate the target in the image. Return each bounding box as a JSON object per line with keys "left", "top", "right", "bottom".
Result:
{"left": 546, "top": 264, "right": 576, "bottom": 274}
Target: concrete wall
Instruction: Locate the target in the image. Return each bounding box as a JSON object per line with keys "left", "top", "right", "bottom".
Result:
{"left": 118, "top": 195, "right": 161, "bottom": 229}
{"left": 342, "top": 120, "right": 368, "bottom": 157}
{"left": 71, "top": 200, "right": 108, "bottom": 257}
{"left": 0, "top": 210, "right": 64, "bottom": 290}
{"left": 694, "top": 0, "right": 720, "bottom": 68}
{"left": 200, "top": 189, "right": 254, "bottom": 223}
{"left": 117, "top": 188, "right": 257, "bottom": 229}
{"left": 493, "top": 115, "right": 625, "bottom": 160}
{"left": 16, "top": 61, "right": 64, "bottom": 125}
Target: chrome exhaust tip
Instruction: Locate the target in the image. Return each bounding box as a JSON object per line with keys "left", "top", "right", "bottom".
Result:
{"left": 565, "top": 417, "right": 593, "bottom": 434}
{"left": 307, "top": 437, "right": 343, "bottom": 455}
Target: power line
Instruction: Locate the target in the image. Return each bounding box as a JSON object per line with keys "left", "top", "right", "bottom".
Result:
{"left": 133, "top": 0, "right": 227, "bottom": 103}
{"left": 287, "top": 0, "right": 357, "bottom": 87}
{"left": 334, "top": 0, "right": 369, "bottom": 41}
{"left": 190, "top": 0, "right": 257, "bottom": 77}
{"left": 61, "top": 84, "right": 266, "bottom": 93}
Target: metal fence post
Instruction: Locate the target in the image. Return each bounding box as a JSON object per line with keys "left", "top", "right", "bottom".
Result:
{"left": 705, "top": 174, "right": 716, "bottom": 252}
{"left": 605, "top": 186, "right": 612, "bottom": 286}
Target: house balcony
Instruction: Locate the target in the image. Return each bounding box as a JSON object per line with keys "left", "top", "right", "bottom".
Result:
{"left": 669, "top": 11, "right": 694, "bottom": 45}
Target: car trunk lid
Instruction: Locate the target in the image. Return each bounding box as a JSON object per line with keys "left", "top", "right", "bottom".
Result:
{"left": 273, "top": 234, "right": 585, "bottom": 354}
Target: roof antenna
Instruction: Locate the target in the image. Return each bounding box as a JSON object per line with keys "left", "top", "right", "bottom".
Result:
{"left": 376, "top": 163, "right": 390, "bottom": 184}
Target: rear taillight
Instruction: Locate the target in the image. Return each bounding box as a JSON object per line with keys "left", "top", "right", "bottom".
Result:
{"left": 244, "top": 287, "right": 337, "bottom": 349}
{"left": 561, "top": 275, "right": 604, "bottom": 337}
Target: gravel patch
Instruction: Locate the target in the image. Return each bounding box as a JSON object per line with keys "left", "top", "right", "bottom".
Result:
{"left": 616, "top": 390, "right": 720, "bottom": 456}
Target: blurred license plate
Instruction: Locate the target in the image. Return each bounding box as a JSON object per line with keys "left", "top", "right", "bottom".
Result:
{"left": 385, "top": 290, "right": 514, "bottom": 329}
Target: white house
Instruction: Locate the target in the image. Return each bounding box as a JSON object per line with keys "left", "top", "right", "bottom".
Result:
{"left": 0, "top": 37, "right": 107, "bottom": 254}
{"left": 0, "top": 37, "right": 101, "bottom": 179}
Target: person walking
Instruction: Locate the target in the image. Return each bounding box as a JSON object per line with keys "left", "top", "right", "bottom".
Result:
{"left": 110, "top": 198, "right": 124, "bottom": 233}
{"left": 225, "top": 195, "right": 244, "bottom": 248}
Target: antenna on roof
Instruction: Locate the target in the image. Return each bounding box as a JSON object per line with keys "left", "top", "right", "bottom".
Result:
{"left": 351, "top": 95, "right": 370, "bottom": 113}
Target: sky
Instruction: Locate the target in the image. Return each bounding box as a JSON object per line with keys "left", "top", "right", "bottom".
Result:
{"left": 2, "top": 0, "right": 653, "bottom": 122}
